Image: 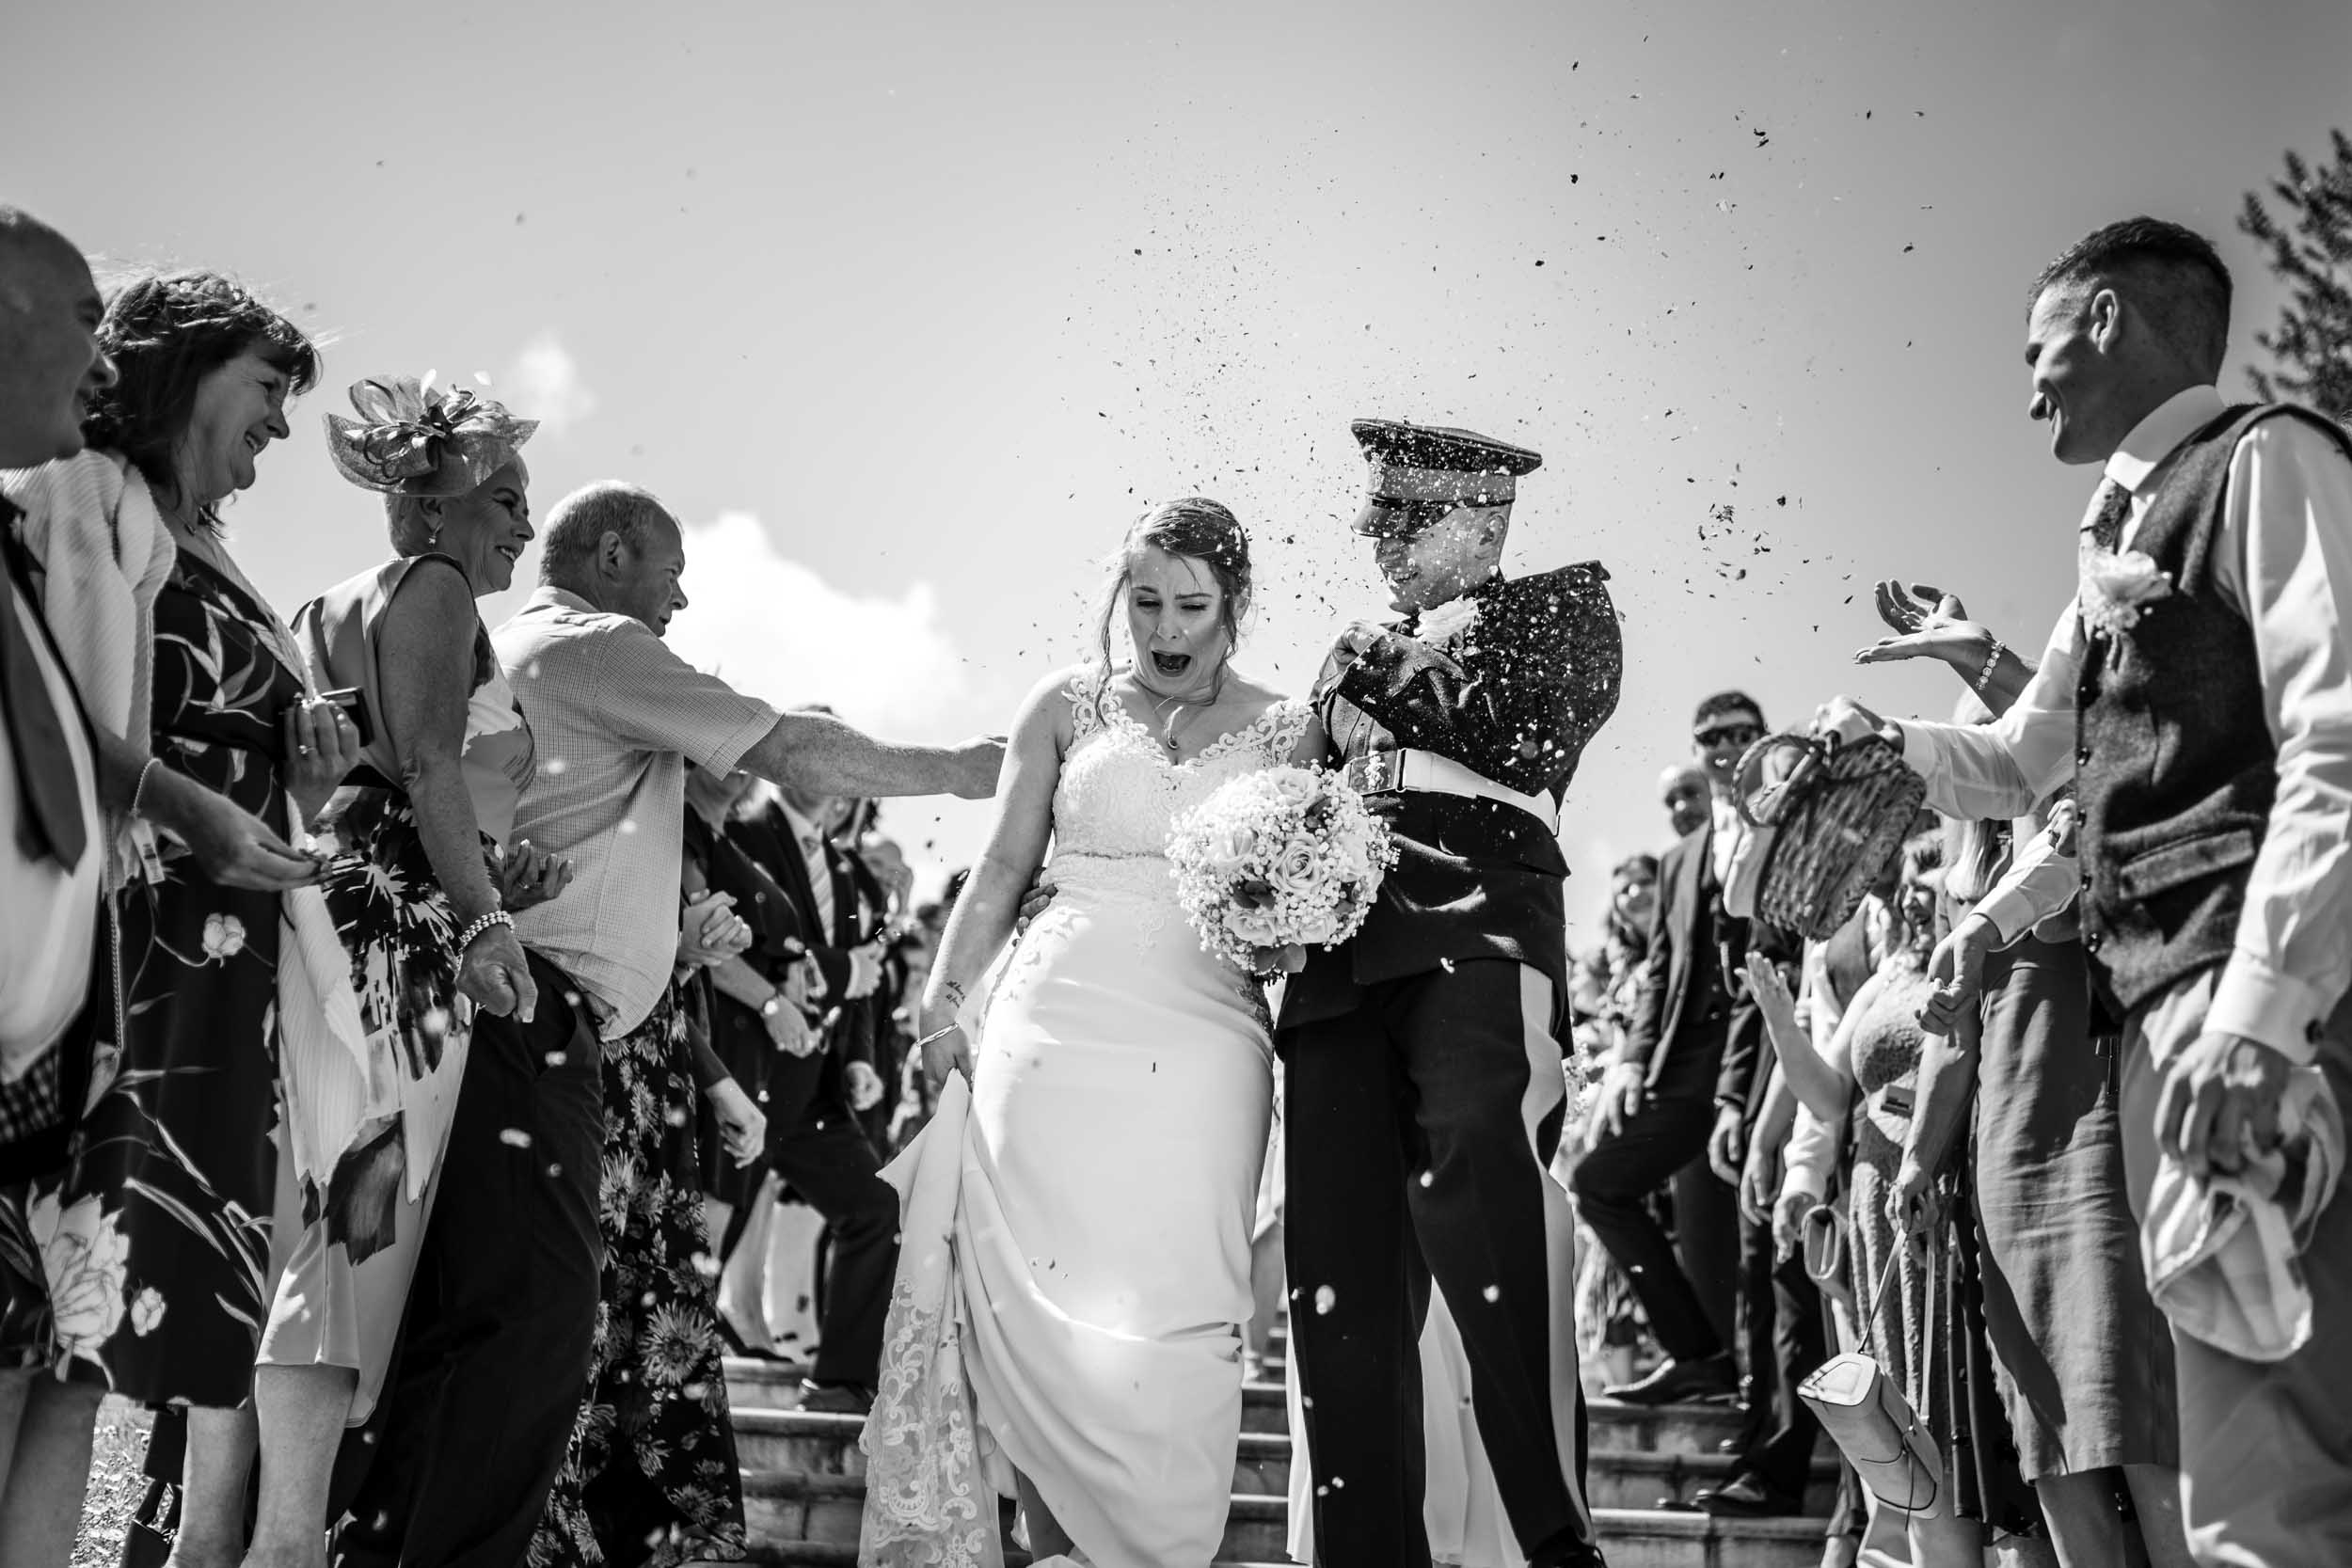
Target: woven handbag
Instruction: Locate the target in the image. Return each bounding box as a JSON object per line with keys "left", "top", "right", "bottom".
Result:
{"left": 1724, "top": 731, "right": 1926, "bottom": 941}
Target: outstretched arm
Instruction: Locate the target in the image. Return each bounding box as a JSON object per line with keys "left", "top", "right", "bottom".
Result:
{"left": 1750, "top": 952, "right": 1867, "bottom": 1124}
{"left": 916, "top": 670, "right": 1068, "bottom": 1085}
{"left": 739, "top": 707, "right": 1003, "bottom": 802}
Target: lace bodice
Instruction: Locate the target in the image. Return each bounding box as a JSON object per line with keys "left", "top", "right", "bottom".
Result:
{"left": 1051, "top": 672, "right": 1311, "bottom": 873}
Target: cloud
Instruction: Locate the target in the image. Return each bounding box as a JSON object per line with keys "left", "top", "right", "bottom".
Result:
{"left": 502, "top": 331, "right": 596, "bottom": 434}
{"left": 663, "top": 510, "right": 977, "bottom": 736}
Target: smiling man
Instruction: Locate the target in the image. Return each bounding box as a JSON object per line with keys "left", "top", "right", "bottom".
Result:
{"left": 1279, "top": 420, "right": 1622, "bottom": 1568}
{"left": 1819, "top": 215, "right": 2352, "bottom": 1568}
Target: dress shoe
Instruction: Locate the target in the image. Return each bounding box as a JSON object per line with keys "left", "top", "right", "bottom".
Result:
{"left": 1601, "top": 1352, "right": 1739, "bottom": 1406}
{"left": 1692, "top": 1473, "right": 1802, "bottom": 1517}
{"left": 799, "top": 1379, "right": 876, "bottom": 1415}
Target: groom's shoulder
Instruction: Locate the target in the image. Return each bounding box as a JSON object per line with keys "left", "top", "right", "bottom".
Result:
{"left": 1489, "top": 560, "right": 1619, "bottom": 633}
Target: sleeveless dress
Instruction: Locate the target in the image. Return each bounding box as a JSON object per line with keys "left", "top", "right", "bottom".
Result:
{"left": 863, "top": 676, "right": 1307, "bottom": 1568}
{"left": 1843, "top": 961, "right": 2039, "bottom": 1532}
{"left": 263, "top": 553, "right": 535, "bottom": 1421}
{"left": 50, "top": 550, "right": 305, "bottom": 1405}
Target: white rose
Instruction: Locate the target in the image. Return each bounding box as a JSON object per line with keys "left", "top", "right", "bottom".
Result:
{"left": 201, "top": 912, "right": 247, "bottom": 962}
{"left": 31, "top": 1192, "right": 130, "bottom": 1364}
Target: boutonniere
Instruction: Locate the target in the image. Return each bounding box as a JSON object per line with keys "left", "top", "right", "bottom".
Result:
{"left": 1416, "top": 595, "right": 1483, "bottom": 648}
{"left": 2078, "top": 547, "right": 2173, "bottom": 637}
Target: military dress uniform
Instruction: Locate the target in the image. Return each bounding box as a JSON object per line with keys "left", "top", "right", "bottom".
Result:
{"left": 1279, "top": 421, "right": 1622, "bottom": 1568}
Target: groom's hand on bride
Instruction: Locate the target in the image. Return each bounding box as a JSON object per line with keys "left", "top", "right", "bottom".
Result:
{"left": 1013, "top": 870, "right": 1057, "bottom": 934}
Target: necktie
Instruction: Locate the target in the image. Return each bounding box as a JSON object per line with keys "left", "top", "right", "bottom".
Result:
{"left": 800, "top": 832, "right": 835, "bottom": 937}
{"left": 2082, "top": 477, "right": 2133, "bottom": 558}
{"left": 0, "top": 537, "right": 88, "bottom": 869}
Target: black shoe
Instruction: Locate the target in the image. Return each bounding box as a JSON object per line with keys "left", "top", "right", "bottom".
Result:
{"left": 1527, "top": 1526, "right": 1610, "bottom": 1567}
{"left": 714, "top": 1316, "right": 789, "bottom": 1362}
{"left": 1715, "top": 1434, "right": 1742, "bottom": 1454}
{"left": 1692, "top": 1474, "right": 1803, "bottom": 1517}
{"left": 798, "top": 1379, "right": 876, "bottom": 1415}
{"left": 1601, "top": 1353, "right": 1738, "bottom": 1406}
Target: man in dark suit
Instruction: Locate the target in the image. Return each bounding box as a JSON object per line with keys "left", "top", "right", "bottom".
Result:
{"left": 1574, "top": 691, "right": 1761, "bottom": 1406}
{"left": 1280, "top": 420, "right": 1622, "bottom": 1568}
{"left": 1573, "top": 690, "right": 1823, "bottom": 1516}
{"left": 723, "top": 778, "right": 897, "bottom": 1412}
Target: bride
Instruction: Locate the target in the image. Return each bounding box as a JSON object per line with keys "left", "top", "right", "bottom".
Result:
{"left": 860, "top": 497, "right": 1318, "bottom": 1567}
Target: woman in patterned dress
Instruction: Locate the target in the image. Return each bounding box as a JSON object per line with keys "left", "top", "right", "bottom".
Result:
{"left": 35, "top": 272, "right": 365, "bottom": 1568}
{"left": 230, "top": 375, "right": 564, "bottom": 1566}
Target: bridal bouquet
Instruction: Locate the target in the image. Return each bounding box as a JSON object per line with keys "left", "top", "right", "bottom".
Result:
{"left": 1167, "top": 766, "right": 1397, "bottom": 975}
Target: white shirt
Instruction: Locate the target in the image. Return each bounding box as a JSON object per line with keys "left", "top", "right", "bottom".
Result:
{"left": 1899, "top": 385, "right": 2352, "bottom": 1064}
{"left": 0, "top": 574, "right": 102, "bottom": 1078}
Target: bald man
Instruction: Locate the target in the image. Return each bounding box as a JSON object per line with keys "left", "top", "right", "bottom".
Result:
{"left": 0, "top": 204, "right": 117, "bottom": 1568}
{"left": 1659, "top": 763, "right": 1710, "bottom": 841}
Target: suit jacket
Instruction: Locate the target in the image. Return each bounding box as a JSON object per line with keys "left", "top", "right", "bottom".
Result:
{"left": 732, "top": 800, "right": 876, "bottom": 1078}
{"left": 1618, "top": 820, "right": 1793, "bottom": 1111}
{"left": 1279, "top": 562, "right": 1623, "bottom": 1029}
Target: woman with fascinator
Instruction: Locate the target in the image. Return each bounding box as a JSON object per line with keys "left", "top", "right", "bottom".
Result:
{"left": 222, "top": 375, "right": 571, "bottom": 1565}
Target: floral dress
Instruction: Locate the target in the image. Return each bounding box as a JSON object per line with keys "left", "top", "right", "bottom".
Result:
{"left": 532, "top": 981, "right": 746, "bottom": 1568}
{"left": 48, "top": 551, "right": 303, "bottom": 1404}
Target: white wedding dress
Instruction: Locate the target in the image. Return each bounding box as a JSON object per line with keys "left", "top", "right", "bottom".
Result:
{"left": 862, "top": 676, "right": 1309, "bottom": 1568}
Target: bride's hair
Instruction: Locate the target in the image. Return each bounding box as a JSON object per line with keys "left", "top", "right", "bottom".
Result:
{"left": 1089, "top": 497, "right": 1254, "bottom": 681}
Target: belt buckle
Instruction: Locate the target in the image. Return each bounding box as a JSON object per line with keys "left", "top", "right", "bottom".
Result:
{"left": 1352, "top": 750, "right": 1402, "bottom": 795}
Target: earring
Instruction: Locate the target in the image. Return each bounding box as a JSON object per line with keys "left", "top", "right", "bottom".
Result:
{"left": 426, "top": 531, "right": 441, "bottom": 547}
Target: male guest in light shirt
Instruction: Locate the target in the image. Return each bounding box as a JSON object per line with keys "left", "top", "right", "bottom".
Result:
{"left": 1820, "top": 216, "right": 2352, "bottom": 1568}
{"left": 336, "top": 480, "right": 999, "bottom": 1568}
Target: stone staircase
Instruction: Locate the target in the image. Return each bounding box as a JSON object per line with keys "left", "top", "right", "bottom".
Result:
{"left": 718, "top": 1343, "right": 1836, "bottom": 1568}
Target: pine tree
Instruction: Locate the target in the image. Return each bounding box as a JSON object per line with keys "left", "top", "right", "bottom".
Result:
{"left": 2239, "top": 129, "right": 2352, "bottom": 418}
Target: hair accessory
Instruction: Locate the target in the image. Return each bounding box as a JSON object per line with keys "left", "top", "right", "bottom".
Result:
{"left": 456, "top": 908, "right": 514, "bottom": 953}
{"left": 1972, "top": 640, "right": 2006, "bottom": 695}
{"left": 325, "top": 374, "right": 537, "bottom": 497}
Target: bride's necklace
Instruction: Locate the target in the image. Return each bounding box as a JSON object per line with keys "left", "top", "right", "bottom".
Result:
{"left": 1137, "top": 671, "right": 1222, "bottom": 755}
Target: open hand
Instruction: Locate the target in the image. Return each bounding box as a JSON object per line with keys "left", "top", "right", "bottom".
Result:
{"left": 1920, "top": 913, "right": 1996, "bottom": 1036}
{"left": 705, "top": 1077, "right": 768, "bottom": 1168}
{"left": 1852, "top": 581, "right": 1990, "bottom": 672}
{"left": 1744, "top": 953, "right": 1801, "bottom": 1038}
{"left": 498, "top": 838, "right": 575, "bottom": 912}
{"left": 283, "top": 697, "right": 362, "bottom": 824}
{"left": 1592, "top": 1059, "right": 1646, "bottom": 1140}
{"left": 169, "top": 780, "right": 322, "bottom": 891}
{"left": 2155, "top": 1030, "right": 2297, "bottom": 1179}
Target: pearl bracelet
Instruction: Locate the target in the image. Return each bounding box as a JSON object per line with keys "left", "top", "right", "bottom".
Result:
{"left": 1973, "top": 640, "right": 2007, "bottom": 694}
{"left": 457, "top": 909, "right": 514, "bottom": 952}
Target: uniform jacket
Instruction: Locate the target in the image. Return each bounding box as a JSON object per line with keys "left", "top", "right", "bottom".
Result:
{"left": 1279, "top": 562, "right": 1622, "bottom": 1029}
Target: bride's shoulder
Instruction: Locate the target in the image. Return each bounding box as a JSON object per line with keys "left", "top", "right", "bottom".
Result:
{"left": 1017, "top": 662, "right": 1111, "bottom": 744}
{"left": 1222, "top": 670, "right": 1300, "bottom": 712}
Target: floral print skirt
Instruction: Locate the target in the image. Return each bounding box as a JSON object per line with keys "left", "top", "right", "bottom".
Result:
{"left": 48, "top": 857, "right": 283, "bottom": 1406}
{"left": 258, "top": 785, "right": 473, "bottom": 1422}
{"left": 532, "top": 987, "right": 745, "bottom": 1568}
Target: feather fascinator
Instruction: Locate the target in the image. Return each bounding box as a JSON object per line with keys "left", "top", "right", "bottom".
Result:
{"left": 324, "top": 373, "right": 537, "bottom": 496}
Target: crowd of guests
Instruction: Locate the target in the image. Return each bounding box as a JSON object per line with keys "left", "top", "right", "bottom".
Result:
{"left": 0, "top": 203, "right": 997, "bottom": 1568}
{"left": 1551, "top": 215, "right": 2351, "bottom": 1568}
{"left": 6, "top": 197, "right": 2350, "bottom": 1568}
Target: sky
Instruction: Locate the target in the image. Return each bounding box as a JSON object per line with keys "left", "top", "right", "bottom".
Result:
{"left": 8, "top": 0, "right": 2348, "bottom": 941}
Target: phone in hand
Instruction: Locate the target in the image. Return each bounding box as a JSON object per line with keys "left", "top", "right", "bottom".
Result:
{"left": 317, "top": 686, "right": 374, "bottom": 749}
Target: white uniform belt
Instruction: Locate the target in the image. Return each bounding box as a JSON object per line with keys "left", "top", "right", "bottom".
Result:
{"left": 1343, "top": 749, "right": 1560, "bottom": 832}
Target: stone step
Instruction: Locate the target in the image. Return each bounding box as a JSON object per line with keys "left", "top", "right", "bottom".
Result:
{"left": 740, "top": 1468, "right": 1828, "bottom": 1567}
{"left": 732, "top": 1547, "right": 1286, "bottom": 1568}
{"left": 728, "top": 1404, "right": 1836, "bottom": 1513}
{"left": 722, "top": 1359, "right": 1746, "bottom": 1455}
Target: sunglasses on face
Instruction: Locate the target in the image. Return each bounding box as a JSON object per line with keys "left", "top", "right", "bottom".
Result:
{"left": 1694, "top": 722, "right": 1765, "bottom": 748}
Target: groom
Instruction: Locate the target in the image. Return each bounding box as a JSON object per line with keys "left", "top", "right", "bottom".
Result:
{"left": 1280, "top": 420, "right": 1622, "bottom": 1568}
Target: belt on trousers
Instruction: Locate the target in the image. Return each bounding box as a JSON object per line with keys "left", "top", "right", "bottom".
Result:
{"left": 1343, "top": 748, "right": 1560, "bottom": 832}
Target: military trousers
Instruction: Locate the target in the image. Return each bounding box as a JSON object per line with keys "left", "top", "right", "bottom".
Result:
{"left": 1280, "top": 958, "right": 1597, "bottom": 1568}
